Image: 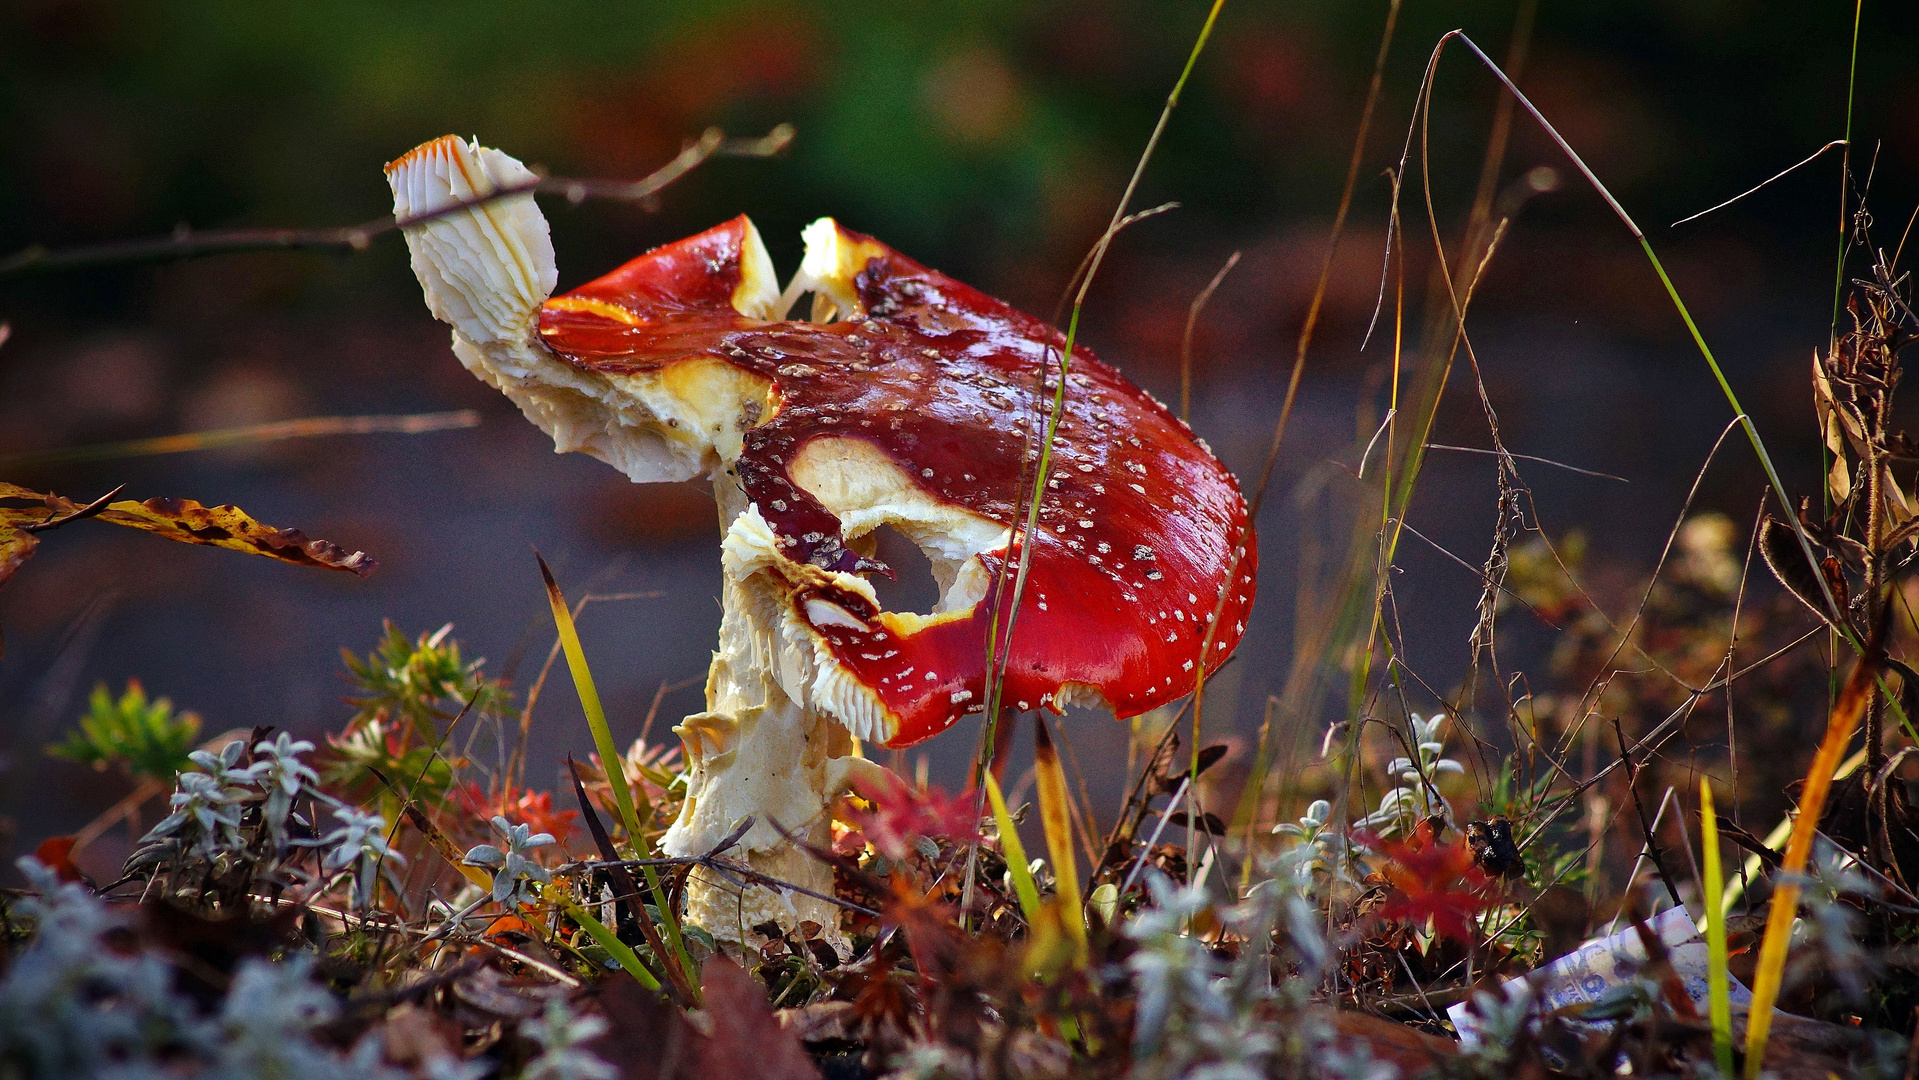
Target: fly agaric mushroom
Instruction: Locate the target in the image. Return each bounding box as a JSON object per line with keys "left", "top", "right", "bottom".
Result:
{"left": 387, "top": 136, "right": 1256, "bottom": 946}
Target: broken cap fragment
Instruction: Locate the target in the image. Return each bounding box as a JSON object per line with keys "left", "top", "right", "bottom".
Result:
{"left": 536, "top": 216, "right": 1257, "bottom": 746}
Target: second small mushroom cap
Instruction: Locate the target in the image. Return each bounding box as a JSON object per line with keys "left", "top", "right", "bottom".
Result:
{"left": 538, "top": 214, "right": 1257, "bottom": 747}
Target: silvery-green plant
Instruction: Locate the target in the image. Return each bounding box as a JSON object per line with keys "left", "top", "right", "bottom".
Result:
{"left": 520, "top": 996, "right": 616, "bottom": 1080}
{"left": 1355, "top": 713, "right": 1460, "bottom": 837}
{"left": 1271, "top": 799, "right": 1353, "bottom": 894}
{"left": 1317, "top": 1041, "right": 1399, "bottom": 1080}
{"left": 251, "top": 732, "right": 321, "bottom": 852}
{"left": 130, "top": 731, "right": 340, "bottom": 900}
{"left": 0, "top": 857, "right": 196, "bottom": 1077}
{"left": 320, "top": 805, "right": 406, "bottom": 910}
{"left": 1124, "top": 872, "right": 1283, "bottom": 1080}
{"left": 882, "top": 1043, "right": 976, "bottom": 1080}
{"left": 464, "top": 815, "right": 555, "bottom": 907}
{"left": 1, "top": 855, "right": 394, "bottom": 1080}
{"left": 204, "top": 954, "right": 389, "bottom": 1080}
{"left": 151, "top": 769, "right": 253, "bottom": 858}
{"left": 1784, "top": 838, "right": 1880, "bottom": 1003}
{"left": 1459, "top": 982, "right": 1535, "bottom": 1061}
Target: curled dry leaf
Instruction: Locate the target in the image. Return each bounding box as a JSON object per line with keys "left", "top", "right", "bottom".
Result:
{"left": 91, "top": 496, "right": 375, "bottom": 574}
{"left": 0, "top": 483, "right": 373, "bottom": 590}
{"left": 0, "top": 482, "right": 373, "bottom": 654}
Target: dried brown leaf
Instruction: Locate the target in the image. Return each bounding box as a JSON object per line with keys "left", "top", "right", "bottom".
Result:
{"left": 1758, "top": 515, "right": 1835, "bottom": 625}
{"left": 586, "top": 978, "right": 696, "bottom": 1080}
{"left": 0, "top": 521, "right": 37, "bottom": 589}
{"left": 695, "top": 958, "right": 821, "bottom": 1080}
{"left": 93, "top": 497, "right": 375, "bottom": 575}
{"left": 588, "top": 960, "right": 820, "bottom": 1080}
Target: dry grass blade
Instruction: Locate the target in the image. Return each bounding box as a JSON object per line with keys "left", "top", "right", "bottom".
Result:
{"left": 0, "top": 410, "right": 480, "bottom": 469}
{"left": 1180, "top": 250, "right": 1241, "bottom": 423}
{"left": 1742, "top": 633, "right": 1881, "bottom": 1077}
{"left": 1218, "top": 0, "right": 1402, "bottom": 846}
{"left": 368, "top": 768, "right": 493, "bottom": 893}
{"left": 965, "top": 0, "right": 1230, "bottom": 917}
{"left": 1436, "top": 30, "right": 1848, "bottom": 640}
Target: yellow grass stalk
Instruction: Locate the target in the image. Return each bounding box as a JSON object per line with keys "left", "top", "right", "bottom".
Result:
{"left": 1699, "top": 778, "right": 1733, "bottom": 1078}
{"left": 1034, "top": 717, "right": 1089, "bottom": 963}
{"left": 1742, "top": 649, "right": 1878, "bottom": 1077}
{"left": 537, "top": 555, "right": 646, "bottom": 841}
{"left": 538, "top": 555, "right": 696, "bottom": 1000}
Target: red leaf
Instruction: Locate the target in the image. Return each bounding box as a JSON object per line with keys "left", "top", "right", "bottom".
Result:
{"left": 1362, "top": 822, "right": 1495, "bottom": 944}
{"left": 454, "top": 781, "right": 578, "bottom": 844}
{"left": 33, "top": 835, "right": 85, "bottom": 883}
{"left": 846, "top": 771, "right": 979, "bottom": 860}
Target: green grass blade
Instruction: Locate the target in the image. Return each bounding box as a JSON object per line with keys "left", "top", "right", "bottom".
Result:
{"left": 536, "top": 555, "right": 697, "bottom": 998}
{"left": 1700, "top": 778, "right": 1734, "bottom": 1078}
{"left": 1832, "top": 0, "right": 1862, "bottom": 330}
{"left": 537, "top": 555, "right": 645, "bottom": 841}
{"left": 547, "top": 884, "right": 664, "bottom": 992}
{"left": 986, "top": 772, "right": 1043, "bottom": 923}
{"left": 638, "top": 861, "right": 701, "bottom": 1006}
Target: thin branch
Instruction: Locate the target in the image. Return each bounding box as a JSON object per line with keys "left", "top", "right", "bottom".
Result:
{"left": 0, "top": 125, "right": 793, "bottom": 279}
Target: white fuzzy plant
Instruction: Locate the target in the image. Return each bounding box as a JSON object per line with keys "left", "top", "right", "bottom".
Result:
{"left": 132, "top": 733, "right": 411, "bottom": 911}
{"left": 0, "top": 854, "right": 614, "bottom": 1080}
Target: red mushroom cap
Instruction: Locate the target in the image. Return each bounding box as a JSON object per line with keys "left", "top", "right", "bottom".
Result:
{"left": 537, "top": 216, "right": 1256, "bottom": 748}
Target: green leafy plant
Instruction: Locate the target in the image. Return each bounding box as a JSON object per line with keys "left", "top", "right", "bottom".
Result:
{"left": 48, "top": 680, "right": 202, "bottom": 782}
{"left": 325, "top": 621, "right": 510, "bottom": 805}
{"left": 342, "top": 621, "right": 506, "bottom": 737}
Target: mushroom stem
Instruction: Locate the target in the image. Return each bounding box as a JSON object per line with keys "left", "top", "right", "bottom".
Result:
{"left": 660, "top": 478, "right": 890, "bottom": 949}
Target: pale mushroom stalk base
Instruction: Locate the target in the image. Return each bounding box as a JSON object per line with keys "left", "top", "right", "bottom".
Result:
{"left": 664, "top": 480, "right": 891, "bottom": 948}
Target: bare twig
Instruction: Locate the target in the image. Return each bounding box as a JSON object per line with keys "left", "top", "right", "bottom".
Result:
{"left": 0, "top": 125, "right": 793, "bottom": 279}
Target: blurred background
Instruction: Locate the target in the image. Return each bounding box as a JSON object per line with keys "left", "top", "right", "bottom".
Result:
{"left": 3, "top": 0, "right": 1918, "bottom": 875}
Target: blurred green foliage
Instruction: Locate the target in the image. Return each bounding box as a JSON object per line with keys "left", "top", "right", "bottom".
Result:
{"left": 48, "top": 679, "right": 201, "bottom": 781}
{"left": 3, "top": 0, "right": 1912, "bottom": 321}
